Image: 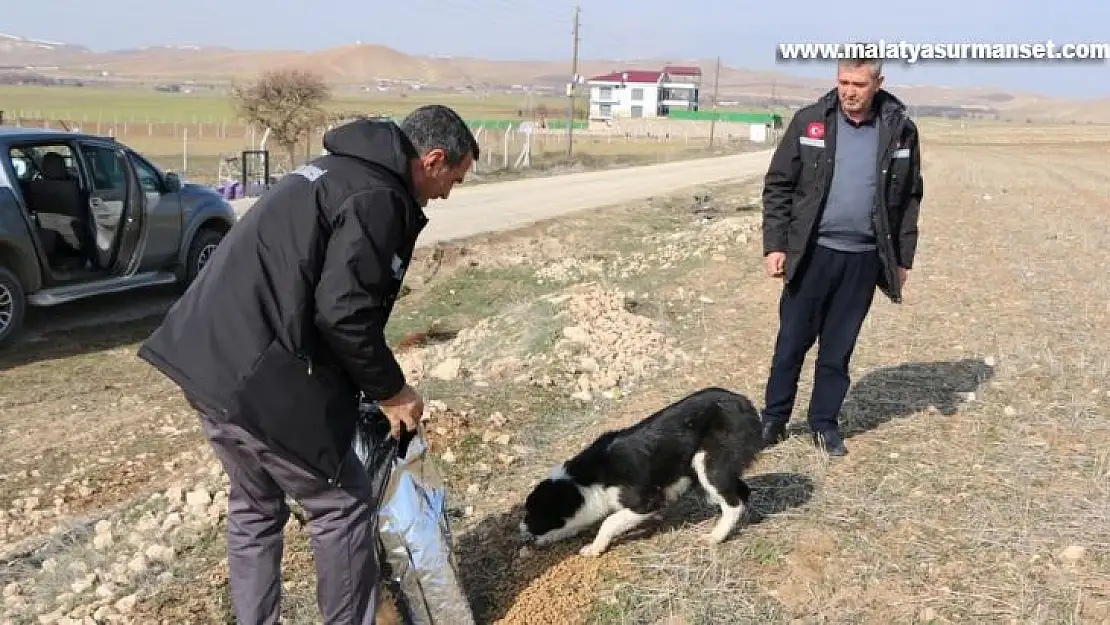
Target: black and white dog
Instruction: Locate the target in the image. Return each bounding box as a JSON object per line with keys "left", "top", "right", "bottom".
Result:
{"left": 520, "top": 387, "right": 764, "bottom": 557}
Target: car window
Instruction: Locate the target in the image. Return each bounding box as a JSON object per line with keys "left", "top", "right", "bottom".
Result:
{"left": 128, "top": 153, "right": 162, "bottom": 194}
{"left": 79, "top": 144, "right": 127, "bottom": 193}
{"left": 7, "top": 145, "right": 78, "bottom": 182}
{"left": 10, "top": 155, "right": 29, "bottom": 180}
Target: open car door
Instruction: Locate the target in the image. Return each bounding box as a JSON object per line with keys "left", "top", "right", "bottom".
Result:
{"left": 77, "top": 141, "right": 145, "bottom": 275}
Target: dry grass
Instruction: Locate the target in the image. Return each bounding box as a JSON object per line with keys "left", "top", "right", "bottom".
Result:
{"left": 915, "top": 118, "right": 1110, "bottom": 147}
{"left": 571, "top": 134, "right": 1110, "bottom": 624}
{"left": 1, "top": 121, "right": 1107, "bottom": 624}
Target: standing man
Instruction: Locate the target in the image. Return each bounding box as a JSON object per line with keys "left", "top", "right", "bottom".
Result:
{"left": 759, "top": 53, "right": 924, "bottom": 456}
{"left": 138, "top": 105, "right": 479, "bottom": 624}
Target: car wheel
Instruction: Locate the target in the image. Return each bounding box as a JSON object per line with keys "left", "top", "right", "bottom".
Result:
{"left": 0, "top": 266, "right": 27, "bottom": 349}
{"left": 185, "top": 228, "right": 225, "bottom": 286}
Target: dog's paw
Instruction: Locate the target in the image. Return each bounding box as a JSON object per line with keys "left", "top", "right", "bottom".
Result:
{"left": 579, "top": 543, "right": 606, "bottom": 558}
{"left": 702, "top": 531, "right": 728, "bottom": 545}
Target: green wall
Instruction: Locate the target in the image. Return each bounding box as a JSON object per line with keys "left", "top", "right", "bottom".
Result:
{"left": 665, "top": 110, "right": 784, "bottom": 126}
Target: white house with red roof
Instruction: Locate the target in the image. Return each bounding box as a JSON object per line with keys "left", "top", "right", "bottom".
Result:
{"left": 586, "top": 65, "right": 702, "bottom": 121}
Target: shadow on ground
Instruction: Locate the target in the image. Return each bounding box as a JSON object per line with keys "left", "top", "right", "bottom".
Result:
{"left": 455, "top": 472, "right": 814, "bottom": 623}
{"left": 654, "top": 471, "right": 817, "bottom": 530}
{"left": 0, "top": 290, "right": 173, "bottom": 371}
{"left": 777, "top": 358, "right": 997, "bottom": 441}
{"left": 840, "top": 358, "right": 996, "bottom": 438}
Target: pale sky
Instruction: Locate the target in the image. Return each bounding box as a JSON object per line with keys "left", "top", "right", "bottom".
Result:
{"left": 8, "top": 0, "right": 1110, "bottom": 98}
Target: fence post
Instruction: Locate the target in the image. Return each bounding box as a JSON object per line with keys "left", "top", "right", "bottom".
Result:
{"left": 472, "top": 125, "right": 484, "bottom": 173}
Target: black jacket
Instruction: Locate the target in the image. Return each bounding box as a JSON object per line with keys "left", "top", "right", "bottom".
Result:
{"left": 761, "top": 88, "right": 924, "bottom": 303}
{"left": 138, "top": 119, "right": 428, "bottom": 486}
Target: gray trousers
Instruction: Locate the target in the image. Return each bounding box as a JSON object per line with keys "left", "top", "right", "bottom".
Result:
{"left": 198, "top": 411, "right": 381, "bottom": 625}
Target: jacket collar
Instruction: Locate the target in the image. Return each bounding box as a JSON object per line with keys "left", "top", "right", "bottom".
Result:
{"left": 820, "top": 87, "right": 906, "bottom": 123}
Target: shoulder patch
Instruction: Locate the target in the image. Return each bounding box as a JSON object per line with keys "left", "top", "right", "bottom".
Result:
{"left": 291, "top": 164, "right": 328, "bottom": 182}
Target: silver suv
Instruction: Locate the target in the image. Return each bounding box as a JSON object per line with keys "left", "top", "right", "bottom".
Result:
{"left": 0, "top": 127, "right": 237, "bottom": 347}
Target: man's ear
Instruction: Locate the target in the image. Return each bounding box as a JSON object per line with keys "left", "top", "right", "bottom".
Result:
{"left": 420, "top": 148, "right": 447, "bottom": 169}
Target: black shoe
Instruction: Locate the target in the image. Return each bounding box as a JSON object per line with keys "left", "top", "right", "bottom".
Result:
{"left": 811, "top": 430, "right": 847, "bottom": 456}
{"left": 761, "top": 418, "right": 788, "bottom": 448}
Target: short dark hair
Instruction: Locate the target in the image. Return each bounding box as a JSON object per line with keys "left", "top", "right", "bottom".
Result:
{"left": 399, "top": 104, "right": 480, "bottom": 165}
{"left": 839, "top": 41, "right": 883, "bottom": 78}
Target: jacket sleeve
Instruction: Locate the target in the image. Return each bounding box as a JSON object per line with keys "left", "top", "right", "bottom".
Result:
{"left": 897, "top": 122, "right": 924, "bottom": 269}
{"left": 761, "top": 113, "right": 804, "bottom": 255}
{"left": 313, "top": 189, "right": 408, "bottom": 401}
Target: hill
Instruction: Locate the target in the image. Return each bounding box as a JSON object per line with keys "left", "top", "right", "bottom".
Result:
{"left": 0, "top": 33, "right": 91, "bottom": 65}
{"left": 3, "top": 33, "right": 1108, "bottom": 123}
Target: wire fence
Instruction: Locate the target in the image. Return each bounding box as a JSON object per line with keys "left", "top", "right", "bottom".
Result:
{"left": 3, "top": 111, "right": 778, "bottom": 185}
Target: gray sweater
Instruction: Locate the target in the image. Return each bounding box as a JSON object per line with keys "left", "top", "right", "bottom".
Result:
{"left": 817, "top": 113, "right": 879, "bottom": 252}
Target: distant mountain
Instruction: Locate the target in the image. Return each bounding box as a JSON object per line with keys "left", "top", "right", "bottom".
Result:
{"left": 0, "top": 33, "right": 91, "bottom": 65}
{"left": 2, "top": 33, "right": 1107, "bottom": 123}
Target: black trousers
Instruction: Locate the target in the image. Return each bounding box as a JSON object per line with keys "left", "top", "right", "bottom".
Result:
{"left": 763, "top": 245, "right": 882, "bottom": 434}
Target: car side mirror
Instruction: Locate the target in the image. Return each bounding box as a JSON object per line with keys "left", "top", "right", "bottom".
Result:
{"left": 164, "top": 172, "right": 182, "bottom": 193}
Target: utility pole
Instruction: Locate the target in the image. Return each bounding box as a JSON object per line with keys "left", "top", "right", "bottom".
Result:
{"left": 708, "top": 55, "right": 721, "bottom": 148}
{"left": 565, "top": 4, "right": 581, "bottom": 158}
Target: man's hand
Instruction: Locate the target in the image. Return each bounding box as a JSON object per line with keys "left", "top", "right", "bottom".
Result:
{"left": 764, "top": 252, "right": 786, "bottom": 278}
{"left": 378, "top": 384, "right": 424, "bottom": 439}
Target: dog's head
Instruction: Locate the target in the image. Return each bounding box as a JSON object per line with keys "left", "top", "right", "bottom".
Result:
{"left": 519, "top": 475, "right": 585, "bottom": 544}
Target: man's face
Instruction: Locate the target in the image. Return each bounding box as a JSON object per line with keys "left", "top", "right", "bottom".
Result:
{"left": 836, "top": 63, "right": 883, "bottom": 117}
{"left": 414, "top": 149, "right": 473, "bottom": 207}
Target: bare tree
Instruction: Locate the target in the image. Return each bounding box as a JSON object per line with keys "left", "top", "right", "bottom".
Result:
{"left": 231, "top": 68, "right": 331, "bottom": 165}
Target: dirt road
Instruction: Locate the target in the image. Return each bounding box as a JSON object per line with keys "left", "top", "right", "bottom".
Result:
{"left": 233, "top": 150, "right": 774, "bottom": 245}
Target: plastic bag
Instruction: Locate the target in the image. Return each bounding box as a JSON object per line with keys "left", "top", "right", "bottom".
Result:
{"left": 354, "top": 401, "right": 476, "bottom": 625}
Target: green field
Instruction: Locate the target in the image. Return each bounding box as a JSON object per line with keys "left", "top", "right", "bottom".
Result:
{"left": 0, "top": 84, "right": 575, "bottom": 124}
{"left": 0, "top": 84, "right": 763, "bottom": 184}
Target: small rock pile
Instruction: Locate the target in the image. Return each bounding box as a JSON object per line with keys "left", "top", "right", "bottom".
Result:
{"left": 2, "top": 468, "right": 230, "bottom": 624}
{"left": 396, "top": 311, "right": 529, "bottom": 386}
{"left": 424, "top": 402, "right": 525, "bottom": 474}
{"left": 396, "top": 283, "right": 683, "bottom": 403}
{"left": 0, "top": 416, "right": 199, "bottom": 555}
{"left": 421, "top": 399, "right": 475, "bottom": 456}
{"left": 533, "top": 255, "right": 609, "bottom": 283}
{"left": 525, "top": 283, "right": 685, "bottom": 401}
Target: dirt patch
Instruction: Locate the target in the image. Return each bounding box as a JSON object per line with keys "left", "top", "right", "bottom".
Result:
{"left": 0, "top": 448, "right": 230, "bottom": 623}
